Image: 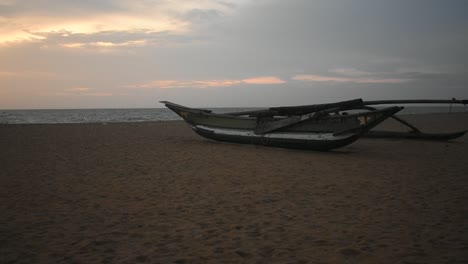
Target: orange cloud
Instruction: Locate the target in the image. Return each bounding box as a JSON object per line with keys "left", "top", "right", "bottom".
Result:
{"left": 65, "top": 87, "right": 91, "bottom": 92}
{"left": 0, "top": 71, "right": 21, "bottom": 77}
{"left": 0, "top": 14, "right": 189, "bottom": 45}
{"left": 60, "top": 40, "right": 150, "bottom": 52}
{"left": 129, "top": 79, "right": 241, "bottom": 89}
{"left": 128, "top": 76, "right": 286, "bottom": 89}
{"left": 82, "top": 92, "right": 113, "bottom": 97}
{"left": 56, "top": 87, "right": 112, "bottom": 97}
{"left": 0, "top": 70, "right": 59, "bottom": 79}
{"left": 56, "top": 92, "right": 113, "bottom": 97}
{"left": 193, "top": 80, "right": 243, "bottom": 88}
{"left": 0, "top": 0, "right": 241, "bottom": 46}
{"left": 242, "top": 76, "right": 286, "bottom": 84}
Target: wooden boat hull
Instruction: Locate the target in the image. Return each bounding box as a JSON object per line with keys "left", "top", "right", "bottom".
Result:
{"left": 162, "top": 102, "right": 400, "bottom": 133}
{"left": 193, "top": 125, "right": 360, "bottom": 151}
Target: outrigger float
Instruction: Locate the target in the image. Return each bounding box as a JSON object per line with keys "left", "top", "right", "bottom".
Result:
{"left": 161, "top": 99, "right": 467, "bottom": 151}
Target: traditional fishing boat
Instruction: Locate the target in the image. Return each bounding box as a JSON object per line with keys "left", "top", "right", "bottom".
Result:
{"left": 161, "top": 99, "right": 402, "bottom": 151}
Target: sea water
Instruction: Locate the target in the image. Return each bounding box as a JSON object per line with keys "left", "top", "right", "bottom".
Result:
{"left": 0, "top": 106, "right": 466, "bottom": 124}
{"left": 0, "top": 108, "right": 256, "bottom": 124}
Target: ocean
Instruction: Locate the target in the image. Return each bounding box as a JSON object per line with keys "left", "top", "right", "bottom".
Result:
{"left": 0, "top": 106, "right": 466, "bottom": 124}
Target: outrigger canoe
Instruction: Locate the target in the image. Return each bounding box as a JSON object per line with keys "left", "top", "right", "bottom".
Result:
{"left": 161, "top": 99, "right": 402, "bottom": 151}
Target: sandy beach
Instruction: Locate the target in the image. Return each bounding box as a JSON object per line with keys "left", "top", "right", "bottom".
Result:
{"left": 1, "top": 113, "right": 468, "bottom": 264}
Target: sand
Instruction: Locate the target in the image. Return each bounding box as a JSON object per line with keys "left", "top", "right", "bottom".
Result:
{"left": 1, "top": 113, "right": 468, "bottom": 263}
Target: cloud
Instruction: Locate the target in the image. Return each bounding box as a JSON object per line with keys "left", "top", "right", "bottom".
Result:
{"left": 0, "top": 71, "right": 22, "bottom": 77}
{"left": 65, "top": 87, "right": 91, "bottom": 92}
{"left": 128, "top": 76, "right": 286, "bottom": 89}
{"left": 293, "top": 68, "right": 412, "bottom": 84}
{"left": 55, "top": 92, "right": 113, "bottom": 97}
{"left": 292, "top": 74, "right": 410, "bottom": 84}
{"left": 0, "top": 14, "right": 189, "bottom": 46}
{"left": 56, "top": 87, "right": 113, "bottom": 97}
{"left": 242, "top": 76, "right": 286, "bottom": 84}
{"left": 0, "top": 0, "right": 242, "bottom": 47}
{"left": 61, "top": 39, "right": 150, "bottom": 50}
{"left": 0, "top": 70, "right": 60, "bottom": 79}
{"left": 82, "top": 93, "right": 113, "bottom": 97}
{"left": 16, "top": 29, "right": 188, "bottom": 53}
{"left": 329, "top": 68, "right": 373, "bottom": 77}
{"left": 129, "top": 80, "right": 239, "bottom": 89}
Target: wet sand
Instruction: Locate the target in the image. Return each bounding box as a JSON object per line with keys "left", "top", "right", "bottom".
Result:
{"left": 1, "top": 113, "right": 468, "bottom": 263}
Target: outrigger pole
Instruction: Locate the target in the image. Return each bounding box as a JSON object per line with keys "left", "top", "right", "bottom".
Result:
{"left": 363, "top": 99, "right": 468, "bottom": 106}
{"left": 226, "top": 99, "right": 467, "bottom": 117}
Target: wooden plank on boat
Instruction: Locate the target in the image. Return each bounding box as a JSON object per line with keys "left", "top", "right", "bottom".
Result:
{"left": 254, "top": 113, "right": 315, "bottom": 135}
{"left": 270, "top": 98, "right": 364, "bottom": 116}
{"left": 254, "top": 106, "right": 355, "bottom": 135}
{"left": 223, "top": 109, "right": 270, "bottom": 116}
{"left": 225, "top": 99, "right": 364, "bottom": 116}
{"left": 220, "top": 98, "right": 468, "bottom": 116}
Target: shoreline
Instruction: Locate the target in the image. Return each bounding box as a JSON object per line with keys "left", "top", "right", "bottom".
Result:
{"left": 1, "top": 110, "right": 468, "bottom": 125}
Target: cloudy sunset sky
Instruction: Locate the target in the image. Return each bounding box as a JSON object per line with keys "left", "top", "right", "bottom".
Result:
{"left": 1, "top": 0, "right": 467, "bottom": 109}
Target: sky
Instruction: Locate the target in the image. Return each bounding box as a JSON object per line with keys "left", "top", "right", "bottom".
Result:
{"left": 1, "top": 0, "right": 467, "bottom": 109}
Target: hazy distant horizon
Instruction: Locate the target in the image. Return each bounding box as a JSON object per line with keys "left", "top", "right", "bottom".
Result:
{"left": 2, "top": 104, "right": 467, "bottom": 112}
